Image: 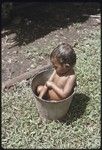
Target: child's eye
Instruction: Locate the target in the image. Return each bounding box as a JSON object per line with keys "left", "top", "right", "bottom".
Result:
{"left": 54, "top": 66, "right": 58, "bottom": 69}
{"left": 52, "top": 65, "right": 57, "bottom": 69}
{"left": 52, "top": 65, "right": 54, "bottom": 68}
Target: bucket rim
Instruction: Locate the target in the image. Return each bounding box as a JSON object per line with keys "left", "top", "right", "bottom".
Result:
{"left": 32, "top": 90, "right": 75, "bottom": 103}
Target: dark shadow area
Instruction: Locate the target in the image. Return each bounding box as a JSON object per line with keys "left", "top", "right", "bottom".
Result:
{"left": 2, "top": 2, "right": 100, "bottom": 46}
{"left": 59, "top": 93, "right": 90, "bottom": 125}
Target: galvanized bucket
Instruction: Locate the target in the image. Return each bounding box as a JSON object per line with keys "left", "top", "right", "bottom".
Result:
{"left": 31, "top": 67, "right": 75, "bottom": 121}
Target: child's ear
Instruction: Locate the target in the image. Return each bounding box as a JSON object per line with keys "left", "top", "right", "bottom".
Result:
{"left": 65, "top": 64, "right": 70, "bottom": 68}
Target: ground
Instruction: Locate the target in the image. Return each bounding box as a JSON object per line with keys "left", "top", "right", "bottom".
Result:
{"left": 2, "top": 2, "right": 100, "bottom": 82}
{"left": 1, "top": 3, "right": 101, "bottom": 149}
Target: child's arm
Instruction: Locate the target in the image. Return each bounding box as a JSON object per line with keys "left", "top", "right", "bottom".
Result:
{"left": 46, "top": 75, "right": 76, "bottom": 99}
{"left": 39, "top": 85, "right": 48, "bottom": 98}
{"left": 48, "top": 70, "right": 56, "bottom": 81}
{"left": 38, "top": 70, "right": 56, "bottom": 98}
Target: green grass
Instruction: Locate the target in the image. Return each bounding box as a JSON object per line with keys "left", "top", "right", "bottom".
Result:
{"left": 2, "top": 26, "right": 101, "bottom": 149}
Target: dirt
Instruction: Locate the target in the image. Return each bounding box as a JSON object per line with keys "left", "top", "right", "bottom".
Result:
{"left": 2, "top": 3, "right": 101, "bottom": 83}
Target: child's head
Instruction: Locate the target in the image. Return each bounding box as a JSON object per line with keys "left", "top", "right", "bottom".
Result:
{"left": 50, "top": 43, "right": 76, "bottom": 75}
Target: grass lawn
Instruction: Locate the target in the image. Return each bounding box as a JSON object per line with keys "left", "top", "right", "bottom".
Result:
{"left": 2, "top": 25, "right": 101, "bottom": 149}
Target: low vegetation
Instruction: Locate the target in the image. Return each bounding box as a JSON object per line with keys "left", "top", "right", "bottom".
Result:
{"left": 2, "top": 23, "right": 101, "bottom": 149}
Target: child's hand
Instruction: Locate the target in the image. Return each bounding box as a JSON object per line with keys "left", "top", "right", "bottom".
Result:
{"left": 46, "top": 81, "right": 53, "bottom": 88}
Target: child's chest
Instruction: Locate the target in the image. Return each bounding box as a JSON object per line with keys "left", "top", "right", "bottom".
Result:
{"left": 53, "top": 74, "right": 69, "bottom": 88}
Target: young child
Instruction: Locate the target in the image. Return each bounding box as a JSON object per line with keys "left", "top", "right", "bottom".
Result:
{"left": 37, "top": 43, "right": 77, "bottom": 101}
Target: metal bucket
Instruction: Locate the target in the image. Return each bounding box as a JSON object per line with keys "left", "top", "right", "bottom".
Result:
{"left": 31, "top": 67, "right": 75, "bottom": 121}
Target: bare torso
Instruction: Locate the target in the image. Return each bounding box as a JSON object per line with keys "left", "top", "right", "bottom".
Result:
{"left": 47, "top": 73, "right": 71, "bottom": 100}
{"left": 37, "top": 69, "right": 76, "bottom": 101}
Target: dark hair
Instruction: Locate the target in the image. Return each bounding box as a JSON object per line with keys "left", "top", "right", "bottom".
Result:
{"left": 50, "top": 43, "right": 76, "bottom": 66}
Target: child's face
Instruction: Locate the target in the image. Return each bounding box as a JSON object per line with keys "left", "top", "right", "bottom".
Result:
{"left": 51, "top": 58, "right": 70, "bottom": 76}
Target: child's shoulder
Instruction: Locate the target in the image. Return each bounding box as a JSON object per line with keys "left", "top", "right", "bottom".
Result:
{"left": 68, "top": 72, "right": 77, "bottom": 86}
{"left": 68, "top": 69, "right": 76, "bottom": 78}
{"left": 67, "top": 70, "right": 76, "bottom": 83}
{"left": 69, "top": 73, "right": 76, "bottom": 80}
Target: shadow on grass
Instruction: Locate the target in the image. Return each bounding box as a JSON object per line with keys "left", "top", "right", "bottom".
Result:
{"left": 59, "top": 93, "right": 90, "bottom": 125}
{"left": 2, "top": 2, "right": 100, "bottom": 46}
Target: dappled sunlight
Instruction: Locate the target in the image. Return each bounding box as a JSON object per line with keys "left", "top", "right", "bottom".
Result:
{"left": 2, "top": 2, "right": 100, "bottom": 46}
